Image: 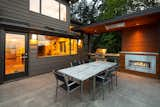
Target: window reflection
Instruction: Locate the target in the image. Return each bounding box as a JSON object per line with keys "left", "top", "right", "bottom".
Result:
{"left": 29, "top": 0, "right": 40, "bottom": 13}
{"left": 29, "top": 0, "right": 67, "bottom": 21}
{"left": 71, "top": 39, "right": 78, "bottom": 54}
{"left": 5, "top": 33, "right": 25, "bottom": 75}
{"left": 42, "top": 0, "right": 59, "bottom": 19}
{"left": 60, "top": 4, "right": 67, "bottom": 22}
{"left": 38, "top": 35, "right": 70, "bottom": 57}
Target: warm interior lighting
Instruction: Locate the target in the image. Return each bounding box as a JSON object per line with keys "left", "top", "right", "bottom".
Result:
{"left": 71, "top": 39, "right": 78, "bottom": 54}
{"left": 30, "top": 34, "right": 38, "bottom": 44}
{"left": 32, "top": 34, "right": 37, "bottom": 40}
{"left": 69, "top": 26, "right": 75, "bottom": 32}
{"left": 105, "top": 22, "right": 125, "bottom": 30}
{"left": 38, "top": 35, "right": 71, "bottom": 57}
{"left": 78, "top": 39, "right": 83, "bottom": 48}
{"left": 5, "top": 33, "right": 25, "bottom": 75}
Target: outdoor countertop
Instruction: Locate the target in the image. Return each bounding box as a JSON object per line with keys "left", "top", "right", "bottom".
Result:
{"left": 88, "top": 53, "right": 120, "bottom": 57}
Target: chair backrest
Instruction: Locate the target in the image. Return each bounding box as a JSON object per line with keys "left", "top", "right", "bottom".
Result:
{"left": 54, "top": 70, "right": 67, "bottom": 85}
{"left": 71, "top": 60, "right": 79, "bottom": 66}
{"left": 114, "top": 65, "right": 119, "bottom": 70}
{"left": 81, "top": 60, "right": 85, "bottom": 64}
{"left": 105, "top": 67, "right": 115, "bottom": 77}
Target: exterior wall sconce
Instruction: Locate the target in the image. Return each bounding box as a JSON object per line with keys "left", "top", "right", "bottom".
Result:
{"left": 78, "top": 39, "right": 83, "bottom": 48}
{"left": 30, "top": 34, "right": 38, "bottom": 44}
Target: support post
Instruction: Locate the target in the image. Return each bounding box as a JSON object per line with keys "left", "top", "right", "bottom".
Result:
{"left": 87, "top": 34, "right": 91, "bottom": 59}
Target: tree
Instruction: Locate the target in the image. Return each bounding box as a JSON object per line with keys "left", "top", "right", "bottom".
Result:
{"left": 70, "top": 0, "right": 101, "bottom": 24}
{"left": 127, "top": 0, "right": 160, "bottom": 13}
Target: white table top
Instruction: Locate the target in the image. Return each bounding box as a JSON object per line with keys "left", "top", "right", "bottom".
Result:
{"left": 58, "top": 61, "right": 117, "bottom": 81}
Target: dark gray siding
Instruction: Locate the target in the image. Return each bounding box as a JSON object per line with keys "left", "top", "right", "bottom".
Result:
{"left": 0, "top": 0, "right": 89, "bottom": 76}
{"left": 0, "top": 0, "right": 70, "bottom": 32}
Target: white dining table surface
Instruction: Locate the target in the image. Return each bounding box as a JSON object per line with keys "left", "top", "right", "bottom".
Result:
{"left": 58, "top": 61, "right": 117, "bottom": 81}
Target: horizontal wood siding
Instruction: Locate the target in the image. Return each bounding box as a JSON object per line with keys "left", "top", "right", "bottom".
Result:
{"left": 0, "top": 0, "right": 69, "bottom": 32}
{"left": 122, "top": 24, "right": 160, "bottom": 52}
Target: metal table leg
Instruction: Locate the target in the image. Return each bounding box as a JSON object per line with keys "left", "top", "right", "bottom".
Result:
{"left": 92, "top": 76, "right": 96, "bottom": 100}
{"left": 80, "top": 81, "right": 83, "bottom": 101}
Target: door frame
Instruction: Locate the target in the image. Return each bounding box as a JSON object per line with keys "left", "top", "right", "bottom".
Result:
{"left": 0, "top": 29, "right": 5, "bottom": 84}
{"left": 3, "top": 31, "right": 29, "bottom": 81}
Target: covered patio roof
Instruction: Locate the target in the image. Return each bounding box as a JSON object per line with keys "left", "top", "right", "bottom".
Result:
{"left": 73, "top": 7, "right": 160, "bottom": 34}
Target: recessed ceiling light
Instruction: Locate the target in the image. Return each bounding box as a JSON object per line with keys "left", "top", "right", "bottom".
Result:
{"left": 105, "top": 22, "right": 125, "bottom": 30}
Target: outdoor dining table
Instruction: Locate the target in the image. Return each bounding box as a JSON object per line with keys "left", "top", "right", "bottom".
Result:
{"left": 58, "top": 61, "right": 117, "bottom": 100}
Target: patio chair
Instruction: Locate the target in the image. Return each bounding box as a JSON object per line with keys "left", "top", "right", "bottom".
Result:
{"left": 110, "top": 64, "right": 119, "bottom": 88}
{"left": 53, "top": 70, "right": 81, "bottom": 104}
{"left": 96, "top": 69, "right": 112, "bottom": 100}
{"left": 78, "top": 60, "right": 85, "bottom": 64}
{"left": 70, "top": 60, "right": 79, "bottom": 67}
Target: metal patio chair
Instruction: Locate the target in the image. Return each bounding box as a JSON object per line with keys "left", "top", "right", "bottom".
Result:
{"left": 70, "top": 60, "right": 79, "bottom": 67}
{"left": 110, "top": 64, "right": 119, "bottom": 88}
{"left": 96, "top": 68, "right": 112, "bottom": 100}
{"left": 53, "top": 70, "right": 81, "bottom": 105}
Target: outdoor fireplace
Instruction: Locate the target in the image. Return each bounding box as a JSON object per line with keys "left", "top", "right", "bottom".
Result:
{"left": 125, "top": 54, "right": 156, "bottom": 74}
{"left": 128, "top": 60, "right": 151, "bottom": 69}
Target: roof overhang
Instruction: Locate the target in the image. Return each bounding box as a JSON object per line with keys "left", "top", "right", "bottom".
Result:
{"left": 0, "top": 16, "right": 82, "bottom": 39}
{"left": 73, "top": 7, "right": 160, "bottom": 34}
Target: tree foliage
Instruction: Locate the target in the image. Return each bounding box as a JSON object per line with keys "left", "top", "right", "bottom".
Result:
{"left": 70, "top": 0, "right": 101, "bottom": 24}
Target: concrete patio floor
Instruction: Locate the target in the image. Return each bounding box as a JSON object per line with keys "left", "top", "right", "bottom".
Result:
{"left": 0, "top": 72, "right": 160, "bottom": 107}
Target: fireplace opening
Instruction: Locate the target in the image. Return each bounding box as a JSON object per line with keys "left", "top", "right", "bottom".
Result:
{"left": 128, "top": 60, "right": 151, "bottom": 69}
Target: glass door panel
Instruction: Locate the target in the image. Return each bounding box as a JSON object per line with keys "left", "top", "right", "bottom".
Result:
{"left": 5, "top": 33, "right": 26, "bottom": 75}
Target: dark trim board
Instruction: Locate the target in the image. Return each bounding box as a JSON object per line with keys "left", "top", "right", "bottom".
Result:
{"left": 0, "top": 29, "right": 5, "bottom": 84}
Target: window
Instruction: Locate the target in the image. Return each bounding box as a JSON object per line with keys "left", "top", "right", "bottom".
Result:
{"left": 29, "top": 0, "right": 67, "bottom": 21}
{"left": 71, "top": 39, "right": 78, "bottom": 54}
{"left": 59, "top": 41, "right": 66, "bottom": 53}
{"left": 41, "top": 0, "right": 59, "bottom": 19}
{"left": 29, "top": 0, "right": 40, "bottom": 13}
{"left": 60, "top": 4, "right": 67, "bottom": 21}
{"left": 38, "top": 35, "right": 70, "bottom": 57}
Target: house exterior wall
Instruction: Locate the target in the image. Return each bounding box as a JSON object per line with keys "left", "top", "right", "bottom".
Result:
{"left": 0, "top": 0, "right": 89, "bottom": 81}
{"left": 0, "top": 0, "right": 70, "bottom": 32}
